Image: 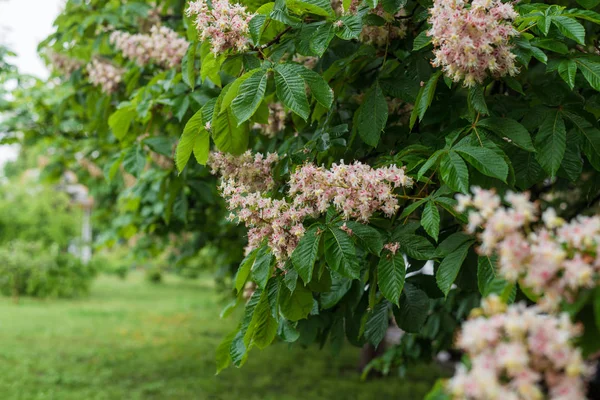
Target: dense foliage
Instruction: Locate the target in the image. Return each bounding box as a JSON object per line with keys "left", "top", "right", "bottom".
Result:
{"left": 6, "top": 0, "right": 600, "bottom": 397}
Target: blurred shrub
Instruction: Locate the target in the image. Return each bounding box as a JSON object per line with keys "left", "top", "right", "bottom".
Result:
{"left": 90, "top": 246, "right": 132, "bottom": 279}
{"left": 0, "top": 241, "right": 95, "bottom": 299}
{"left": 174, "top": 245, "right": 227, "bottom": 279}
{"left": 145, "top": 267, "right": 163, "bottom": 284}
{"left": 0, "top": 183, "right": 81, "bottom": 247}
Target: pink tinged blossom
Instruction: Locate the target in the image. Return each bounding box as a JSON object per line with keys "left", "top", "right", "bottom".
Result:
{"left": 47, "top": 52, "right": 83, "bottom": 77}
{"left": 87, "top": 59, "right": 125, "bottom": 94}
{"left": 448, "top": 298, "right": 590, "bottom": 400}
{"left": 209, "top": 152, "right": 412, "bottom": 264}
{"left": 456, "top": 187, "right": 600, "bottom": 312}
{"left": 186, "top": 0, "right": 254, "bottom": 55}
{"left": 383, "top": 242, "right": 400, "bottom": 255}
{"left": 427, "top": 0, "right": 519, "bottom": 87}
{"left": 110, "top": 26, "right": 189, "bottom": 68}
{"left": 340, "top": 223, "right": 353, "bottom": 236}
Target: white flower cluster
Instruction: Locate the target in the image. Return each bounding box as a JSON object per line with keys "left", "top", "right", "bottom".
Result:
{"left": 110, "top": 26, "right": 189, "bottom": 69}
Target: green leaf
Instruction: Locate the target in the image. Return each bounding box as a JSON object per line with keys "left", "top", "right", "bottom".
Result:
{"left": 576, "top": 58, "right": 600, "bottom": 92}
{"left": 417, "top": 150, "right": 444, "bottom": 180}
{"left": 221, "top": 70, "right": 259, "bottom": 112}
{"left": 184, "top": 42, "right": 197, "bottom": 90}
{"left": 576, "top": 0, "right": 600, "bottom": 9}
{"left": 477, "top": 255, "right": 497, "bottom": 296}
{"left": 594, "top": 286, "right": 600, "bottom": 331}
{"left": 468, "top": 85, "right": 488, "bottom": 115}
{"left": 235, "top": 250, "right": 257, "bottom": 293}
{"left": 410, "top": 71, "right": 442, "bottom": 129}
{"left": 453, "top": 145, "right": 509, "bottom": 182}
{"left": 231, "top": 69, "right": 268, "bottom": 124}
{"left": 176, "top": 108, "right": 210, "bottom": 172}
{"left": 295, "top": 65, "right": 334, "bottom": 109}
{"left": 357, "top": 82, "right": 388, "bottom": 147}
{"left": 558, "top": 59, "right": 577, "bottom": 89}
{"left": 413, "top": 30, "right": 432, "bottom": 51}
{"left": 324, "top": 227, "right": 360, "bottom": 279}
{"left": 109, "top": 106, "right": 136, "bottom": 140}
{"left": 212, "top": 93, "right": 249, "bottom": 155}
{"left": 422, "top": 201, "right": 440, "bottom": 242}
{"left": 477, "top": 118, "right": 535, "bottom": 152}
{"left": 274, "top": 64, "right": 310, "bottom": 120}
{"left": 310, "top": 22, "right": 335, "bottom": 56}
{"left": 394, "top": 234, "right": 435, "bottom": 260}
{"left": 251, "top": 246, "right": 274, "bottom": 290}
{"left": 216, "top": 329, "right": 237, "bottom": 374}
{"left": 200, "top": 41, "right": 223, "bottom": 86}
{"left": 280, "top": 284, "right": 314, "bottom": 321}
{"left": 436, "top": 241, "right": 472, "bottom": 297}
{"left": 440, "top": 151, "right": 469, "bottom": 194}
{"left": 144, "top": 137, "right": 175, "bottom": 157}
{"left": 123, "top": 145, "right": 146, "bottom": 177}
{"left": 563, "top": 111, "right": 600, "bottom": 158}
{"left": 342, "top": 221, "right": 384, "bottom": 255}
{"left": 399, "top": 198, "right": 427, "bottom": 219}
{"left": 320, "top": 273, "right": 352, "bottom": 309}
{"left": 335, "top": 15, "right": 362, "bottom": 40}
{"left": 552, "top": 16, "right": 586, "bottom": 45}
{"left": 393, "top": 283, "right": 430, "bottom": 333}
{"left": 247, "top": 291, "right": 278, "bottom": 349}
{"left": 377, "top": 251, "right": 406, "bottom": 305}
{"left": 291, "top": 225, "right": 323, "bottom": 284}
{"left": 364, "top": 300, "right": 390, "bottom": 347}
{"left": 535, "top": 110, "right": 566, "bottom": 177}
{"left": 287, "top": 0, "right": 333, "bottom": 17}
{"left": 249, "top": 14, "right": 267, "bottom": 45}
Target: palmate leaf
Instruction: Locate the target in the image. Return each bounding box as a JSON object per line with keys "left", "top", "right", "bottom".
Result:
{"left": 222, "top": 69, "right": 261, "bottom": 112}
{"left": 235, "top": 250, "right": 257, "bottom": 293}
{"left": 422, "top": 201, "right": 440, "bottom": 242}
{"left": 477, "top": 255, "right": 497, "bottom": 296}
{"left": 274, "top": 63, "right": 310, "bottom": 120}
{"left": 251, "top": 246, "right": 274, "bottom": 290}
{"left": 436, "top": 241, "right": 473, "bottom": 297}
{"left": 335, "top": 15, "right": 362, "bottom": 40}
{"left": 535, "top": 109, "right": 566, "bottom": 177}
{"left": 341, "top": 221, "right": 383, "bottom": 255}
{"left": 108, "top": 106, "right": 136, "bottom": 140}
{"left": 176, "top": 108, "right": 211, "bottom": 172}
{"left": 393, "top": 283, "right": 430, "bottom": 333}
{"left": 279, "top": 284, "right": 314, "bottom": 321}
{"left": 440, "top": 151, "right": 469, "bottom": 194}
{"left": 377, "top": 250, "right": 406, "bottom": 305}
{"left": 291, "top": 224, "right": 323, "bottom": 284}
{"left": 410, "top": 71, "right": 442, "bottom": 129}
{"left": 558, "top": 59, "right": 577, "bottom": 89}
{"left": 245, "top": 290, "right": 278, "bottom": 350}
{"left": 477, "top": 117, "right": 535, "bottom": 152}
{"left": 320, "top": 272, "right": 352, "bottom": 309}
{"left": 231, "top": 69, "right": 268, "bottom": 125}
{"left": 364, "top": 300, "right": 390, "bottom": 347}
{"left": 576, "top": 58, "right": 600, "bottom": 91}
{"left": 310, "top": 22, "right": 335, "bottom": 56}
{"left": 287, "top": 63, "right": 334, "bottom": 109}
{"left": 453, "top": 145, "right": 509, "bottom": 182}
{"left": 357, "top": 82, "right": 388, "bottom": 147}
{"left": 212, "top": 91, "right": 249, "bottom": 155}
{"left": 324, "top": 227, "right": 361, "bottom": 279}
{"left": 552, "top": 16, "right": 586, "bottom": 45}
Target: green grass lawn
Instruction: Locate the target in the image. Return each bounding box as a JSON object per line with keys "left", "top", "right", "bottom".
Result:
{"left": 0, "top": 272, "right": 439, "bottom": 400}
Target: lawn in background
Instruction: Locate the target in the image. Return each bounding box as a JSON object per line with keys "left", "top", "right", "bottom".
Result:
{"left": 0, "top": 272, "right": 440, "bottom": 400}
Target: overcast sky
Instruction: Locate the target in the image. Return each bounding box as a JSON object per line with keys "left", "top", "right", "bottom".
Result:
{"left": 0, "top": 0, "right": 64, "bottom": 166}
{"left": 0, "top": 0, "right": 64, "bottom": 77}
